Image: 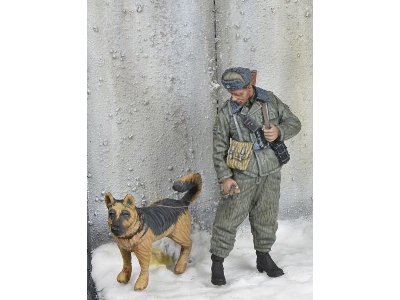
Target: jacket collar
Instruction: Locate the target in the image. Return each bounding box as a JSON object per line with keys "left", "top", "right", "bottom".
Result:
{"left": 254, "top": 86, "right": 269, "bottom": 102}
{"left": 229, "top": 86, "right": 269, "bottom": 114}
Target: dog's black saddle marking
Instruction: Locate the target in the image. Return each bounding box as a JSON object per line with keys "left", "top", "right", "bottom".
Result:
{"left": 140, "top": 198, "right": 187, "bottom": 236}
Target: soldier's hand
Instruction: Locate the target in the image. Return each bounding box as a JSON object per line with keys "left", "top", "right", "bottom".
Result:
{"left": 262, "top": 125, "right": 280, "bottom": 142}
{"left": 222, "top": 178, "right": 239, "bottom": 195}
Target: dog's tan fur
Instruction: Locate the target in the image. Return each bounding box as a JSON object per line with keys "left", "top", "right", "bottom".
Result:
{"left": 105, "top": 173, "right": 202, "bottom": 291}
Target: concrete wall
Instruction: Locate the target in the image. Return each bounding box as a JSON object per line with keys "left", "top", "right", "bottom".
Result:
{"left": 87, "top": 0, "right": 313, "bottom": 250}
{"left": 214, "top": 0, "right": 313, "bottom": 220}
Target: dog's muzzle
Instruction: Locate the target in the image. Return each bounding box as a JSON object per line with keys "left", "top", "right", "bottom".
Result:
{"left": 111, "top": 225, "right": 126, "bottom": 236}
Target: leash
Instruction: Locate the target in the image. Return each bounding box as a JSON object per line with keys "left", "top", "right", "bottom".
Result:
{"left": 137, "top": 198, "right": 218, "bottom": 209}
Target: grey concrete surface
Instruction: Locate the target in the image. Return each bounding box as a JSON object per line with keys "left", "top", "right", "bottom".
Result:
{"left": 87, "top": 0, "right": 313, "bottom": 250}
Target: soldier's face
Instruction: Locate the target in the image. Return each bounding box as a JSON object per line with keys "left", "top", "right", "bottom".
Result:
{"left": 228, "top": 85, "right": 253, "bottom": 106}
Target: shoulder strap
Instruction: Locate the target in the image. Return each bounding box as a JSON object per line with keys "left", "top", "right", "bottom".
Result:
{"left": 261, "top": 102, "right": 270, "bottom": 129}
{"left": 228, "top": 100, "right": 244, "bottom": 140}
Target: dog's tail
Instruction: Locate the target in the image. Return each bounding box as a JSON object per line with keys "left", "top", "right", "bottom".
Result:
{"left": 172, "top": 172, "right": 202, "bottom": 206}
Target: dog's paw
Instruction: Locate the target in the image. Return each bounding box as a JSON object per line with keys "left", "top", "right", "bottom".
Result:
{"left": 134, "top": 275, "right": 149, "bottom": 291}
{"left": 174, "top": 251, "right": 190, "bottom": 274}
{"left": 174, "top": 262, "right": 188, "bottom": 274}
{"left": 117, "top": 270, "right": 131, "bottom": 284}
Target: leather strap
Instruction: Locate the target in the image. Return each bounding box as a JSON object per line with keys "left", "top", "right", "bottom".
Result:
{"left": 261, "top": 102, "right": 270, "bottom": 129}
{"left": 228, "top": 100, "right": 244, "bottom": 140}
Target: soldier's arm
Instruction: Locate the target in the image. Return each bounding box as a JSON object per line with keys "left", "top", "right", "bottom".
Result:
{"left": 272, "top": 94, "right": 302, "bottom": 141}
{"left": 212, "top": 108, "right": 233, "bottom": 183}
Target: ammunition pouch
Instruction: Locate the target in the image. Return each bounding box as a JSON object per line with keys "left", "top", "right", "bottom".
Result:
{"left": 269, "top": 140, "right": 290, "bottom": 165}
{"left": 226, "top": 139, "right": 253, "bottom": 171}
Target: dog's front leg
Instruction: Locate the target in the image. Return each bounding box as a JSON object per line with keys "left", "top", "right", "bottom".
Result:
{"left": 133, "top": 242, "right": 152, "bottom": 291}
{"left": 117, "top": 247, "right": 132, "bottom": 284}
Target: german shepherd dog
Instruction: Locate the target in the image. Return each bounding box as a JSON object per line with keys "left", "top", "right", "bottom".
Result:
{"left": 104, "top": 173, "right": 202, "bottom": 291}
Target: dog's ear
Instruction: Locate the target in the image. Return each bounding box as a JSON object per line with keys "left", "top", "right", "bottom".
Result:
{"left": 123, "top": 194, "right": 136, "bottom": 207}
{"left": 104, "top": 193, "right": 115, "bottom": 208}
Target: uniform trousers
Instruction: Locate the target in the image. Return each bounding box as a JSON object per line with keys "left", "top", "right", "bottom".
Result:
{"left": 210, "top": 170, "right": 281, "bottom": 258}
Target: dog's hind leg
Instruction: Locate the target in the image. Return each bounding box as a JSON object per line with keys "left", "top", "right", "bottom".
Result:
{"left": 117, "top": 247, "right": 132, "bottom": 284}
{"left": 170, "top": 214, "right": 192, "bottom": 274}
{"left": 174, "top": 240, "right": 192, "bottom": 274}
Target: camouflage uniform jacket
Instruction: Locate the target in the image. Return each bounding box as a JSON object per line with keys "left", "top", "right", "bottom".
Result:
{"left": 213, "top": 86, "right": 301, "bottom": 183}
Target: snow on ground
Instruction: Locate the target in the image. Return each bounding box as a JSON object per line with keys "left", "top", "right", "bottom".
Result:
{"left": 91, "top": 218, "right": 313, "bottom": 300}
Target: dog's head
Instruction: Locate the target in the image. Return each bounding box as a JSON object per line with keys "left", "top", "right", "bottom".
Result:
{"left": 104, "top": 193, "right": 140, "bottom": 238}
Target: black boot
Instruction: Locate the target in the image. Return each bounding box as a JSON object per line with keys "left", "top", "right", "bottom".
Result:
{"left": 256, "top": 251, "right": 284, "bottom": 277}
{"left": 211, "top": 254, "right": 226, "bottom": 285}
